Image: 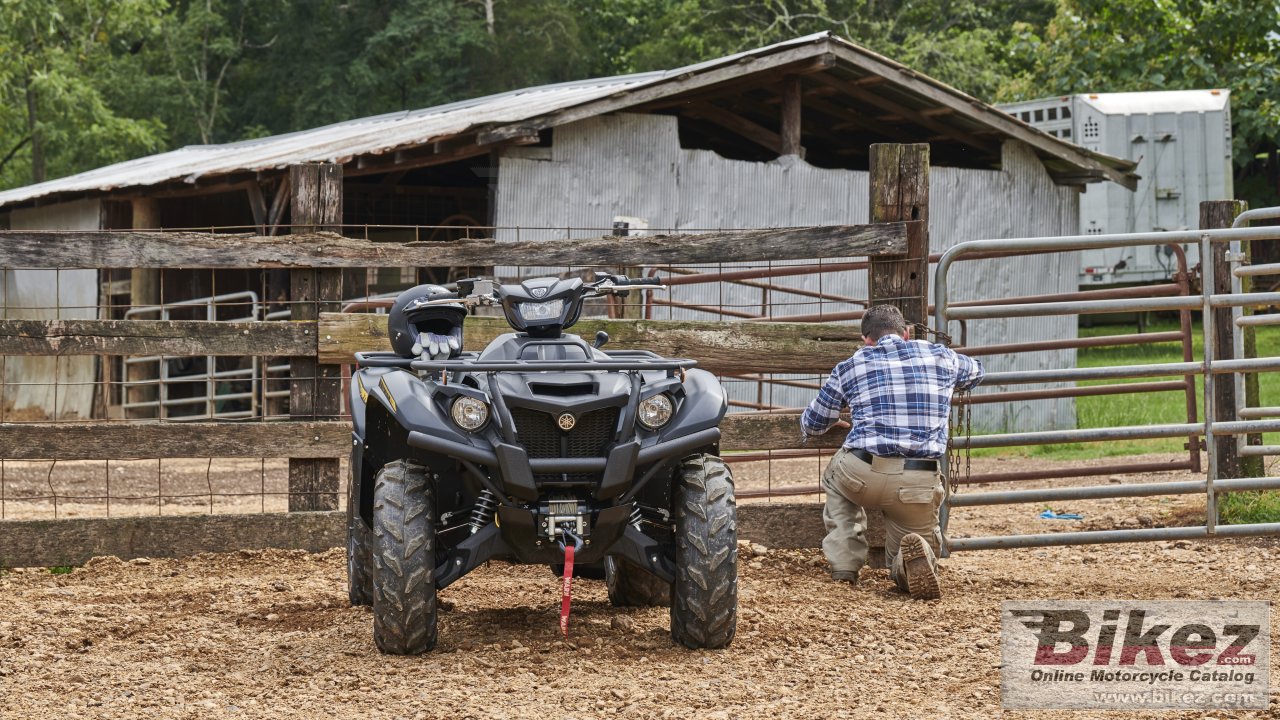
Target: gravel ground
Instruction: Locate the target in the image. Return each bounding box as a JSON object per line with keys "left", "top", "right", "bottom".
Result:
{"left": 1, "top": 530, "right": 1276, "bottom": 719}
{"left": 1, "top": 451, "right": 1276, "bottom": 718}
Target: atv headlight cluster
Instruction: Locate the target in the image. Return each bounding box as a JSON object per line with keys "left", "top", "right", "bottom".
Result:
{"left": 450, "top": 396, "right": 489, "bottom": 431}
{"left": 637, "top": 393, "right": 674, "bottom": 430}
{"left": 517, "top": 299, "right": 564, "bottom": 322}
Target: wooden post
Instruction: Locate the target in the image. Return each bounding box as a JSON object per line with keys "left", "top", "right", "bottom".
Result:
{"left": 126, "top": 197, "right": 161, "bottom": 419}
{"left": 1200, "top": 200, "right": 1246, "bottom": 483}
{"left": 868, "top": 143, "right": 929, "bottom": 325}
{"left": 864, "top": 143, "right": 930, "bottom": 568}
{"left": 289, "top": 163, "right": 343, "bottom": 511}
{"left": 780, "top": 75, "right": 802, "bottom": 158}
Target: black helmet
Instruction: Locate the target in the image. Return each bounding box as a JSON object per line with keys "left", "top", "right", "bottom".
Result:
{"left": 387, "top": 284, "right": 467, "bottom": 359}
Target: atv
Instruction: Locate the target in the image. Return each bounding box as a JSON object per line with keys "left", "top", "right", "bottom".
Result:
{"left": 347, "top": 273, "right": 737, "bottom": 654}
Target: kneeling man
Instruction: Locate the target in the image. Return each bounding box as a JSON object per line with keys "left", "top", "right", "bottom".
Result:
{"left": 801, "top": 305, "right": 983, "bottom": 599}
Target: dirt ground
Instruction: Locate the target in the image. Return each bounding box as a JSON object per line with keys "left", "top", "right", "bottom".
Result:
{"left": 1, "top": 538, "right": 1276, "bottom": 719}
{"left": 1, "top": 452, "right": 1277, "bottom": 718}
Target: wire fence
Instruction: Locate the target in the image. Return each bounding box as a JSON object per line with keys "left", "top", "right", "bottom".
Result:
{"left": 0, "top": 222, "right": 1215, "bottom": 522}
{"left": 2, "top": 223, "right": 889, "bottom": 519}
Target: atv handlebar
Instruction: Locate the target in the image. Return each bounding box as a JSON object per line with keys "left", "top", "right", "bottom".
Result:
{"left": 424, "top": 274, "right": 667, "bottom": 310}
{"left": 590, "top": 273, "right": 665, "bottom": 289}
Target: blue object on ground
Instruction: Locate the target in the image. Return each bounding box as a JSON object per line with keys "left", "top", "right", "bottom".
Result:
{"left": 1039, "top": 510, "right": 1083, "bottom": 520}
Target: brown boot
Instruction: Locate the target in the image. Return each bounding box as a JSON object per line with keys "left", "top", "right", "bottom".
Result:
{"left": 898, "top": 533, "right": 940, "bottom": 600}
{"left": 831, "top": 569, "right": 859, "bottom": 585}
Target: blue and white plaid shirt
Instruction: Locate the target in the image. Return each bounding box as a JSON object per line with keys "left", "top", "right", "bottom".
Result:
{"left": 801, "top": 334, "right": 984, "bottom": 459}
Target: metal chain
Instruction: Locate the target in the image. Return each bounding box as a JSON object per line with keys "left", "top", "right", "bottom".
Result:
{"left": 930, "top": 321, "right": 971, "bottom": 493}
{"left": 948, "top": 389, "right": 973, "bottom": 493}
{"left": 911, "top": 322, "right": 953, "bottom": 347}
{"left": 964, "top": 389, "right": 972, "bottom": 490}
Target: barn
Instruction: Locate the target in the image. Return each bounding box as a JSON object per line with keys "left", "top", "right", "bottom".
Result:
{"left": 0, "top": 32, "right": 1137, "bottom": 430}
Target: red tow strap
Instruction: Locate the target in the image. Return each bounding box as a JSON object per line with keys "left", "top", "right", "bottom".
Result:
{"left": 559, "top": 543, "right": 575, "bottom": 637}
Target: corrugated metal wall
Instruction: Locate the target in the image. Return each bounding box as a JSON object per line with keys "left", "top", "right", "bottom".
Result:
{"left": 2, "top": 199, "right": 101, "bottom": 420}
{"left": 494, "top": 114, "right": 1080, "bottom": 431}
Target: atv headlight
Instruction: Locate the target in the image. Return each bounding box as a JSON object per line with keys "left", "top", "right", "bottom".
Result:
{"left": 450, "top": 396, "right": 489, "bottom": 431}
{"left": 637, "top": 393, "right": 674, "bottom": 430}
{"left": 517, "top": 299, "right": 564, "bottom": 322}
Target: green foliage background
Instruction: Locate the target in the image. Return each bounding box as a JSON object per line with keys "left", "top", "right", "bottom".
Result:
{"left": 1, "top": 0, "right": 1277, "bottom": 206}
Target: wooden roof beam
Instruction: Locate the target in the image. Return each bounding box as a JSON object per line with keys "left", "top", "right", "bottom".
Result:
{"left": 684, "top": 103, "right": 791, "bottom": 156}
{"left": 114, "top": 176, "right": 258, "bottom": 200}
{"left": 825, "top": 44, "right": 1137, "bottom": 189}
{"left": 346, "top": 131, "right": 538, "bottom": 178}
{"left": 807, "top": 96, "right": 919, "bottom": 143}
{"left": 618, "top": 54, "right": 839, "bottom": 113}
{"left": 484, "top": 44, "right": 838, "bottom": 144}
{"left": 809, "top": 71, "right": 1000, "bottom": 156}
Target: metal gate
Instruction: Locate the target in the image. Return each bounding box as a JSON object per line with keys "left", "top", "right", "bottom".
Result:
{"left": 935, "top": 212, "right": 1280, "bottom": 551}
{"left": 122, "top": 292, "right": 264, "bottom": 420}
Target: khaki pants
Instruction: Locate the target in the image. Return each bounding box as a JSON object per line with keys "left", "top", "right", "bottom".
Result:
{"left": 821, "top": 448, "right": 944, "bottom": 590}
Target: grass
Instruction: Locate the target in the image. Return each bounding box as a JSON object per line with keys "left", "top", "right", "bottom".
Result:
{"left": 48, "top": 565, "right": 74, "bottom": 574}
{"left": 969, "top": 320, "right": 1280, "bottom": 458}
{"left": 1220, "top": 490, "right": 1280, "bottom": 524}
{"left": 965, "top": 319, "right": 1280, "bottom": 523}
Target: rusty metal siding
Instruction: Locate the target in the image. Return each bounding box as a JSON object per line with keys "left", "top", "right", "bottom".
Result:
{"left": 495, "top": 114, "right": 1080, "bottom": 431}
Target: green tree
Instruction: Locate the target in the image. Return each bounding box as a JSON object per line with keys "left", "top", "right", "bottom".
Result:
{"left": 1002, "top": 0, "right": 1280, "bottom": 205}
{"left": 605, "top": 0, "right": 1055, "bottom": 101}
{"left": 159, "top": 0, "right": 278, "bottom": 144}
{"left": 0, "top": 0, "right": 168, "bottom": 186}
{"left": 219, "top": 0, "right": 488, "bottom": 139}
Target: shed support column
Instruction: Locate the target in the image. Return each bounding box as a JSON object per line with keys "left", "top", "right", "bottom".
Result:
{"left": 126, "top": 197, "right": 161, "bottom": 419}
{"left": 1200, "top": 200, "right": 1246, "bottom": 487}
{"left": 289, "top": 163, "right": 343, "bottom": 512}
{"left": 864, "top": 143, "right": 930, "bottom": 568}
{"left": 780, "top": 75, "right": 802, "bottom": 158}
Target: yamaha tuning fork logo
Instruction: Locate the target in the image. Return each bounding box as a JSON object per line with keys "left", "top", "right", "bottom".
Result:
{"left": 1001, "top": 601, "right": 1269, "bottom": 709}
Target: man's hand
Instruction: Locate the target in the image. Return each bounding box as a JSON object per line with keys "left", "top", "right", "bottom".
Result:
{"left": 800, "top": 418, "right": 850, "bottom": 446}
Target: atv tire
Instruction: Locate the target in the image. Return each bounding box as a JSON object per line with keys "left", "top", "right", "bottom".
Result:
{"left": 371, "top": 460, "right": 438, "bottom": 655}
{"left": 670, "top": 454, "right": 737, "bottom": 649}
{"left": 605, "top": 556, "right": 671, "bottom": 607}
{"left": 347, "top": 471, "right": 374, "bottom": 607}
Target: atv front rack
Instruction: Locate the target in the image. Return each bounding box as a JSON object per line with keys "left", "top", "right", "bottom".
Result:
{"left": 354, "top": 350, "right": 697, "bottom": 373}
{"left": 355, "top": 351, "right": 463, "bottom": 369}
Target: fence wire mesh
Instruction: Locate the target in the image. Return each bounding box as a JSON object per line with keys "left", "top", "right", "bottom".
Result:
{"left": 1, "top": 224, "right": 896, "bottom": 519}
{"left": 0, "top": 222, "right": 1221, "bottom": 523}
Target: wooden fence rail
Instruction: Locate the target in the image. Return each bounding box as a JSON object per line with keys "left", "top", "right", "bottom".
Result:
{"left": 0, "top": 315, "right": 861, "bottom": 375}
{"left": 0, "top": 318, "right": 315, "bottom": 357}
{"left": 0, "top": 224, "right": 912, "bottom": 269}
{"left": 0, "top": 148, "right": 929, "bottom": 566}
{"left": 0, "top": 413, "right": 837, "bottom": 461}
{"left": 318, "top": 314, "right": 861, "bottom": 375}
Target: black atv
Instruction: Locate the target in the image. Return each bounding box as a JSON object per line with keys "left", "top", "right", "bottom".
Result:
{"left": 347, "top": 274, "right": 737, "bottom": 654}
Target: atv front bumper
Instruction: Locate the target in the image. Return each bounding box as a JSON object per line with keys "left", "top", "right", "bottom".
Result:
{"left": 405, "top": 426, "right": 720, "bottom": 501}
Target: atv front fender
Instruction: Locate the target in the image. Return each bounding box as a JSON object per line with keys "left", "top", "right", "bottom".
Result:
{"left": 659, "top": 368, "right": 727, "bottom": 442}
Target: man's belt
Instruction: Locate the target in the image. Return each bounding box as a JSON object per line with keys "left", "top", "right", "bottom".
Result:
{"left": 848, "top": 447, "right": 938, "bottom": 472}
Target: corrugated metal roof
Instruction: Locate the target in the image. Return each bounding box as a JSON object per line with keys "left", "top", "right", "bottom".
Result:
{"left": 0, "top": 70, "right": 660, "bottom": 206}
{"left": 0, "top": 32, "right": 1138, "bottom": 209}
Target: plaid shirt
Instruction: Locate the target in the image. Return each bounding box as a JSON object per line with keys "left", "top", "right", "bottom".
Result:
{"left": 801, "top": 334, "right": 984, "bottom": 459}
